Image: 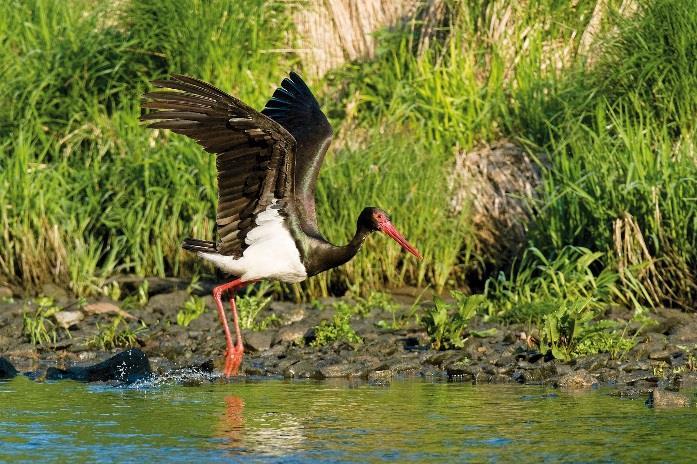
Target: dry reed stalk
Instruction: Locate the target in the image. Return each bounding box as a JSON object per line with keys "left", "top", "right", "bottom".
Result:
{"left": 292, "top": 0, "right": 420, "bottom": 77}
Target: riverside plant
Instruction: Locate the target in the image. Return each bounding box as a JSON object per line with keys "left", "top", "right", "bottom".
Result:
{"left": 22, "top": 297, "right": 61, "bottom": 346}
{"left": 311, "top": 302, "right": 363, "bottom": 348}
{"left": 176, "top": 296, "right": 207, "bottom": 328}
{"left": 87, "top": 316, "right": 147, "bottom": 351}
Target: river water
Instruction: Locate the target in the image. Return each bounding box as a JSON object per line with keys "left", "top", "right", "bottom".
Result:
{"left": 0, "top": 375, "right": 695, "bottom": 463}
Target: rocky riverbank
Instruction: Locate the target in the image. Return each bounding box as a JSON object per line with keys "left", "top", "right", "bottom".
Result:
{"left": 1, "top": 279, "right": 697, "bottom": 406}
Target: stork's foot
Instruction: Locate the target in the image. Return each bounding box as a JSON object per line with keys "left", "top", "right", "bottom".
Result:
{"left": 223, "top": 344, "right": 244, "bottom": 378}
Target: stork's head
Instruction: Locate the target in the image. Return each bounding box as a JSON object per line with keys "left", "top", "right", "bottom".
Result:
{"left": 358, "top": 207, "right": 422, "bottom": 260}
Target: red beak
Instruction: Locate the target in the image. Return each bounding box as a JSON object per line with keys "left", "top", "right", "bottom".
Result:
{"left": 379, "top": 221, "right": 423, "bottom": 260}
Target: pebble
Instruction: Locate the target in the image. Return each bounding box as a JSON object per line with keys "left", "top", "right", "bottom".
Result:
{"left": 54, "top": 310, "right": 84, "bottom": 329}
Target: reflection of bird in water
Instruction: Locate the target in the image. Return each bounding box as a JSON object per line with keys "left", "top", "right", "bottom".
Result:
{"left": 215, "top": 394, "right": 306, "bottom": 457}
{"left": 216, "top": 395, "right": 245, "bottom": 449}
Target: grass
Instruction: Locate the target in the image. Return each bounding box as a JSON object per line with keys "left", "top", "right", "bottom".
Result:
{"left": 311, "top": 302, "right": 363, "bottom": 348}
{"left": 22, "top": 297, "right": 61, "bottom": 346}
{"left": 86, "top": 316, "right": 147, "bottom": 351}
{"left": 176, "top": 296, "right": 207, "bottom": 328}
{"left": 236, "top": 282, "right": 278, "bottom": 331}
{"left": 2, "top": 0, "right": 696, "bottom": 336}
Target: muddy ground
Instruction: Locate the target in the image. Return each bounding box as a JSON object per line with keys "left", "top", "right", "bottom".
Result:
{"left": 1, "top": 277, "right": 697, "bottom": 405}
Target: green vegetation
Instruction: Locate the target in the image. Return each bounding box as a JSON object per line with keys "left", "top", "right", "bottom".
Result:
{"left": 236, "top": 282, "right": 278, "bottom": 331}
{"left": 2, "top": 0, "right": 696, "bottom": 358}
{"left": 424, "top": 293, "right": 482, "bottom": 350}
{"left": 176, "top": 296, "right": 207, "bottom": 327}
{"left": 311, "top": 301, "right": 363, "bottom": 347}
{"left": 22, "top": 297, "right": 61, "bottom": 346}
{"left": 87, "top": 316, "right": 147, "bottom": 351}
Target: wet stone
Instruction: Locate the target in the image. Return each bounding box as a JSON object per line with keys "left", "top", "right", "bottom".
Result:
{"left": 621, "top": 370, "right": 658, "bottom": 386}
{"left": 0, "top": 357, "right": 18, "bottom": 379}
{"left": 649, "top": 350, "right": 676, "bottom": 362}
{"left": 677, "top": 372, "right": 697, "bottom": 389}
{"left": 446, "top": 360, "right": 471, "bottom": 379}
{"left": 575, "top": 354, "right": 609, "bottom": 372}
{"left": 646, "top": 389, "right": 691, "bottom": 408}
{"left": 243, "top": 330, "right": 274, "bottom": 353}
{"left": 45, "top": 348, "right": 152, "bottom": 383}
{"left": 273, "top": 321, "right": 313, "bottom": 346}
{"left": 319, "top": 362, "right": 356, "bottom": 378}
{"left": 558, "top": 369, "right": 598, "bottom": 389}
{"left": 283, "top": 359, "right": 317, "bottom": 379}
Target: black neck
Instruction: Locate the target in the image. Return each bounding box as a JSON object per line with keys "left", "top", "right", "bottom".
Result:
{"left": 304, "top": 224, "right": 372, "bottom": 276}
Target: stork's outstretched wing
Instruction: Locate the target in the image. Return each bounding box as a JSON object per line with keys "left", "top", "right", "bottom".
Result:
{"left": 261, "top": 72, "right": 333, "bottom": 237}
{"left": 141, "top": 75, "right": 296, "bottom": 257}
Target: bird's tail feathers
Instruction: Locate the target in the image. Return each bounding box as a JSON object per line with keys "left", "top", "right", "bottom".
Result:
{"left": 182, "top": 238, "right": 217, "bottom": 253}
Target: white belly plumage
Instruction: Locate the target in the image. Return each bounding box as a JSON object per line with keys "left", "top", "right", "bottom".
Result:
{"left": 198, "top": 201, "right": 307, "bottom": 283}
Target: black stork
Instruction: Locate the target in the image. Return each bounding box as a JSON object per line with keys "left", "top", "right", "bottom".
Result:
{"left": 141, "top": 72, "right": 421, "bottom": 377}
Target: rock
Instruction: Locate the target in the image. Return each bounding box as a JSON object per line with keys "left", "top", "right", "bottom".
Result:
{"left": 40, "top": 283, "right": 69, "bottom": 304}
{"left": 558, "top": 369, "right": 598, "bottom": 389}
{"left": 54, "top": 310, "right": 84, "bottom": 329}
{"left": 646, "top": 389, "right": 691, "bottom": 408}
{"left": 243, "top": 331, "right": 274, "bottom": 352}
{"left": 116, "top": 275, "right": 188, "bottom": 297}
{"left": 678, "top": 372, "right": 697, "bottom": 389}
{"left": 620, "top": 370, "right": 658, "bottom": 386}
{"left": 0, "top": 334, "right": 14, "bottom": 351}
{"left": 0, "top": 286, "right": 13, "bottom": 299}
{"left": 45, "top": 348, "right": 151, "bottom": 383}
{"left": 0, "top": 357, "right": 18, "bottom": 379}
{"left": 273, "top": 321, "right": 313, "bottom": 345}
{"left": 146, "top": 290, "right": 190, "bottom": 315}
{"left": 445, "top": 359, "right": 473, "bottom": 380}
{"left": 319, "top": 362, "right": 355, "bottom": 378}
{"left": 84, "top": 302, "right": 135, "bottom": 320}
{"left": 670, "top": 325, "right": 697, "bottom": 344}
{"left": 653, "top": 307, "right": 694, "bottom": 335}
{"left": 649, "top": 350, "right": 675, "bottom": 362}
{"left": 283, "top": 359, "right": 319, "bottom": 379}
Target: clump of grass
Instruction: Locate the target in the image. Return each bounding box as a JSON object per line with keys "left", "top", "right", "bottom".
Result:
{"left": 22, "top": 297, "right": 60, "bottom": 346}
{"left": 538, "top": 299, "right": 635, "bottom": 361}
{"left": 311, "top": 302, "right": 362, "bottom": 347}
{"left": 475, "top": 247, "right": 640, "bottom": 324}
{"left": 423, "top": 292, "right": 489, "bottom": 350}
{"left": 87, "top": 317, "right": 147, "bottom": 351}
{"left": 237, "top": 282, "right": 278, "bottom": 331}
{"left": 176, "top": 296, "right": 206, "bottom": 327}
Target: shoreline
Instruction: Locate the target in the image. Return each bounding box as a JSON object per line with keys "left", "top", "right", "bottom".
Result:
{"left": 1, "top": 282, "right": 696, "bottom": 405}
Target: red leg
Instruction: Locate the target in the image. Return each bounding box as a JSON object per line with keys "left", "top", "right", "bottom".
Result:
{"left": 226, "top": 294, "right": 244, "bottom": 376}
{"left": 212, "top": 278, "right": 248, "bottom": 378}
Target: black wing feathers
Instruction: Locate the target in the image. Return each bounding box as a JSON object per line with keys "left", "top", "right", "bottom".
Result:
{"left": 141, "top": 74, "right": 296, "bottom": 258}
{"left": 262, "top": 72, "right": 333, "bottom": 236}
